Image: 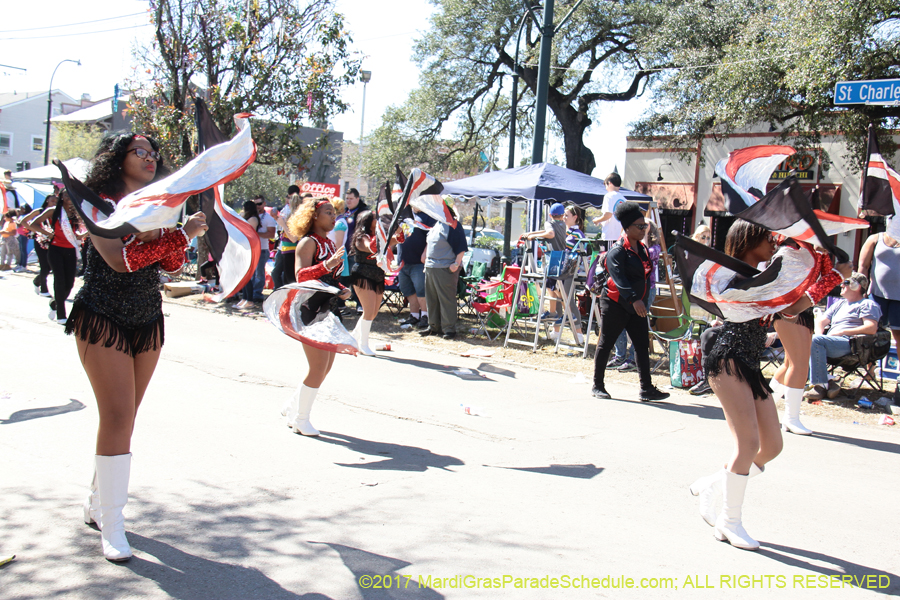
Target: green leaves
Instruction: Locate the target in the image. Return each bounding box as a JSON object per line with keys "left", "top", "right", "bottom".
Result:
{"left": 129, "top": 0, "right": 361, "bottom": 169}
{"left": 635, "top": 0, "right": 900, "bottom": 166}
{"left": 365, "top": 0, "right": 667, "bottom": 176}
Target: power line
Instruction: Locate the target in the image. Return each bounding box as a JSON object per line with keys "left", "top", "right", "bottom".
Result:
{"left": 521, "top": 50, "right": 806, "bottom": 74}
{"left": 0, "top": 12, "right": 146, "bottom": 34}
{"left": 0, "top": 23, "right": 150, "bottom": 42}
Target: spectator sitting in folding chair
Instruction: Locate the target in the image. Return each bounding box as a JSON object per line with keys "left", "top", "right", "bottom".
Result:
{"left": 398, "top": 210, "right": 433, "bottom": 329}
{"left": 805, "top": 272, "right": 881, "bottom": 400}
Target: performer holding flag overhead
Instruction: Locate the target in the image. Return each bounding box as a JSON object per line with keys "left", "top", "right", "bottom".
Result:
{"left": 267, "top": 196, "right": 357, "bottom": 436}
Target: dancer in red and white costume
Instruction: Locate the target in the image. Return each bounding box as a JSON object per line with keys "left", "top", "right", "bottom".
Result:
{"left": 267, "top": 196, "right": 357, "bottom": 436}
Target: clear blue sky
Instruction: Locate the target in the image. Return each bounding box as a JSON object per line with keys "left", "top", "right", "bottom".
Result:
{"left": 1, "top": 0, "right": 643, "bottom": 177}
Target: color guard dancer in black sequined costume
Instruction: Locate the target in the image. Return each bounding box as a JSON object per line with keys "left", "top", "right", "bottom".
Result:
{"left": 689, "top": 220, "right": 850, "bottom": 550}
{"left": 68, "top": 133, "right": 208, "bottom": 562}
{"left": 349, "top": 210, "right": 385, "bottom": 356}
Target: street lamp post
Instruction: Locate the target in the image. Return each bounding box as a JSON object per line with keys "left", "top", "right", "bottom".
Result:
{"left": 357, "top": 70, "right": 372, "bottom": 190}
{"left": 44, "top": 58, "right": 81, "bottom": 166}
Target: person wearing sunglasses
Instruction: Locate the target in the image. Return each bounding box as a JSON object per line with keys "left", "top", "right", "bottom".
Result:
{"left": 592, "top": 201, "right": 670, "bottom": 402}
{"left": 805, "top": 273, "right": 880, "bottom": 400}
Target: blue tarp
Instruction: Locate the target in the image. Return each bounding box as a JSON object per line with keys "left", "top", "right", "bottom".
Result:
{"left": 441, "top": 163, "right": 650, "bottom": 209}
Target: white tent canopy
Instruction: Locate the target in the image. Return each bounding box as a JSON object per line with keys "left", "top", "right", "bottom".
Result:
{"left": 11, "top": 158, "right": 89, "bottom": 184}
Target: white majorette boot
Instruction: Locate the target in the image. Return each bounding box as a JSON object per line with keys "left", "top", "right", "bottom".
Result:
{"left": 83, "top": 463, "right": 100, "bottom": 527}
{"left": 289, "top": 384, "right": 320, "bottom": 436}
{"left": 714, "top": 470, "right": 759, "bottom": 550}
{"left": 280, "top": 392, "right": 294, "bottom": 424}
{"left": 691, "top": 463, "right": 762, "bottom": 527}
{"left": 690, "top": 468, "right": 725, "bottom": 527}
{"left": 769, "top": 378, "right": 784, "bottom": 400}
{"left": 95, "top": 453, "right": 133, "bottom": 562}
{"left": 782, "top": 387, "right": 813, "bottom": 435}
{"left": 357, "top": 319, "right": 375, "bottom": 356}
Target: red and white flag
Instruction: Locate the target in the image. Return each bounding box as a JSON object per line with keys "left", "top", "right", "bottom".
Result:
{"left": 859, "top": 124, "right": 900, "bottom": 238}
{"left": 714, "top": 145, "right": 796, "bottom": 214}
{"left": 57, "top": 111, "right": 256, "bottom": 238}
{"left": 194, "top": 99, "right": 260, "bottom": 302}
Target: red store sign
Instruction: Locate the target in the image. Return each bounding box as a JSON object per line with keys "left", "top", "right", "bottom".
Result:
{"left": 301, "top": 181, "right": 341, "bottom": 197}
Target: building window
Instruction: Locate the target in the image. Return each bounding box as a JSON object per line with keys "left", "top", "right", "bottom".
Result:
{"left": 0, "top": 132, "right": 11, "bottom": 155}
{"left": 32, "top": 136, "right": 44, "bottom": 152}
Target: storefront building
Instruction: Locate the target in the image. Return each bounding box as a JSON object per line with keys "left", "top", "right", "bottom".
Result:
{"left": 623, "top": 125, "right": 900, "bottom": 260}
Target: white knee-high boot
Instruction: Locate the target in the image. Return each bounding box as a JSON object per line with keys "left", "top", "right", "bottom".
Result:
{"left": 289, "top": 384, "right": 320, "bottom": 436}
{"left": 357, "top": 319, "right": 375, "bottom": 356}
{"left": 95, "top": 453, "right": 133, "bottom": 561}
{"left": 782, "top": 387, "right": 813, "bottom": 435}
{"left": 691, "top": 463, "right": 762, "bottom": 527}
{"left": 83, "top": 463, "right": 100, "bottom": 526}
{"left": 714, "top": 470, "right": 760, "bottom": 550}
{"left": 769, "top": 378, "right": 784, "bottom": 400}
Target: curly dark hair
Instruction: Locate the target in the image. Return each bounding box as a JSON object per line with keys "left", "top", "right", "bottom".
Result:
{"left": 350, "top": 210, "right": 377, "bottom": 252}
{"left": 83, "top": 132, "right": 171, "bottom": 199}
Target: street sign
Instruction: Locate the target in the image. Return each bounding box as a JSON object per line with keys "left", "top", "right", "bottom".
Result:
{"left": 834, "top": 79, "right": 900, "bottom": 105}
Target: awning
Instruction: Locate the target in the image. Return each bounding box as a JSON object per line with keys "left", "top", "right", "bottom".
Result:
{"left": 442, "top": 162, "right": 651, "bottom": 209}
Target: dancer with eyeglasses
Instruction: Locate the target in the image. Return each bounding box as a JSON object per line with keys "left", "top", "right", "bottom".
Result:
{"left": 591, "top": 201, "right": 670, "bottom": 402}
{"left": 68, "top": 133, "right": 208, "bottom": 562}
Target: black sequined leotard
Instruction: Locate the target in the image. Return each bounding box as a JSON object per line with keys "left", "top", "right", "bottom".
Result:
{"left": 349, "top": 236, "right": 385, "bottom": 294}
{"left": 65, "top": 238, "right": 165, "bottom": 356}
{"left": 703, "top": 318, "right": 772, "bottom": 400}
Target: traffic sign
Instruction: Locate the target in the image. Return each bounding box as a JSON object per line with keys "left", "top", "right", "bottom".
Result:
{"left": 834, "top": 79, "right": 900, "bottom": 105}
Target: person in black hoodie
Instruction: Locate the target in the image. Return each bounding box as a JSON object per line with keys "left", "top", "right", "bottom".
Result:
{"left": 592, "top": 201, "right": 669, "bottom": 402}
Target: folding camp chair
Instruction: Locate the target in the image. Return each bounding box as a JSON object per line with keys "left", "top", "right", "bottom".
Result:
{"left": 458, "top": 260, "right": 488, "bottom": 316}
{"left": 471, "top": 278, "right": 509, "bottom": 341}
{"left": 380, "top": 273, "right": 406, "bottom": 316}
{"left": 827, "top": 330, "right": 892, "bottom": 393}
{"left": 472, "top": 266, "right": 538, "bottom": 343}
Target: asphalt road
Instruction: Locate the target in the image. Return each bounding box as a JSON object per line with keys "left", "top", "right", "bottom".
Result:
{"left": 1, "top": 270, "right": 898, "bottom": 600}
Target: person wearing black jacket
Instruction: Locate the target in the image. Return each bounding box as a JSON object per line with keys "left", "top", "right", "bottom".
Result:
{"left": 592, "top": 202, "right": 670, "bottom": 402}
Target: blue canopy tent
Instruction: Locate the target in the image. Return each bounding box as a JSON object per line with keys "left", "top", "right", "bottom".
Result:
{"left": 442, "top": 162, "right": 650, "bottom": 206}
{"left": 441, "top": 162, "right": 651, "bottom": 256}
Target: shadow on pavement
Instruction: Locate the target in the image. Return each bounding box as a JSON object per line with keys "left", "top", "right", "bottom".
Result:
{"left": 604, "top": 395, "right": 726, "bottom": 421}
{"left": 373, "top": 356, "right": 494, "bottom": 382}
{"left": 490, "top": 463, "right": 604, "bottom": 479}
{"left": 808, "top": 431, "right": 900, "bottom": 455}
{"left": 312, "top": 542, "right": 444, "bottom": 599}
{"left": 759, "top": 542, "right": 899, "bottom": 596}
{"left": 315, "top": 432, "right": 465, "bottom": 472}
{"left": 128, "top": 534, "right": 324, "bottom": 599}
{"left": 476, "top": 362, "right": 516, "bottom": 378}
{"left": 0, "top": 399, "right": 85, "bottom": 424}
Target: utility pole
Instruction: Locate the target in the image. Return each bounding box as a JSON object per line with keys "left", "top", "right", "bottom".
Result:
{"left": 530, "top": 0, "right": 555, "bottom": 165}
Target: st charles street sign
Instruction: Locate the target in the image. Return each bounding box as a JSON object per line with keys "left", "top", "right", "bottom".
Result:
{"left": 834, "top": 79, "right": 900, "bottom": 105}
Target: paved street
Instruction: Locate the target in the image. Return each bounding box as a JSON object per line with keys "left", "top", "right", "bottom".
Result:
{"left": 1, "top": 271, "right": 898, "bottom": 599}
